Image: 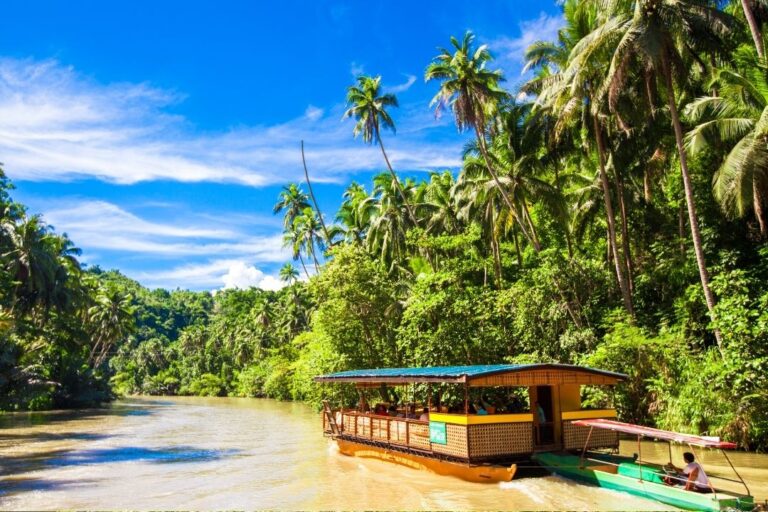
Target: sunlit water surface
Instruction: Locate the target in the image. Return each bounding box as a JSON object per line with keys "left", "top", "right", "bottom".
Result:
{"left": 0, "top": 397, "right": 766, "bottom": 510}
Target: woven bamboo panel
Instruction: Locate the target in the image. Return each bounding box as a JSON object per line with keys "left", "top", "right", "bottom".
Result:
{"left": 341, "top": 413, "right": 357, "bottom": 434}
{"left": 563, "top": 420, "right": 619, "bottom": 450}
{"left": 371, "top": 417, "right": 389, "bottom": 441}
{"left": 469, "top": 369, "right": 619, "bottom": 387}
{"left": 389, "top": 419, "right": 408, "bottom": 445}
{"left": 408, "top": 422, "right": 431, "bottom": 450}
{"left": 431, "top": 424, "right": 469, "bottom": 458}
{"left": 356, "top": 416, "right": 371, "bottom": 438}
{"left": 467, "top": 422, "right": 534, "bottom": 457}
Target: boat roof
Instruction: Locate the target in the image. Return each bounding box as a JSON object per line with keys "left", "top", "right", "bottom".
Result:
{"left": 572, "top": 419, "right": 738, "bottom": 449}
{"left": 314, "top": 363, "right": 627, "bottom": 385}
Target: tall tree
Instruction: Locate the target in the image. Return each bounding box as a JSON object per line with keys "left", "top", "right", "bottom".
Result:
{"left": 685, "top": 45, "right": 768, "bottom": 238}
{"left": 425, "top": 32, "right": 525, "bottom": 243}
{"left": 273, "top": 184, "right": 311, "bottom": 230}
{"left": 300, "top": 141, "right": 332, "bottom": 244}
{"left": 344, "top": 75, "right": 418, "bottom": 225}
{"left": 600, "top": 0, "right": 739, "bottom": 353}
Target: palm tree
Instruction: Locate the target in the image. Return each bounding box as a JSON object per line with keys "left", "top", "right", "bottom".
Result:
{"left": 366, "top": 172, "right": 411, "bottom": 274}
{"left": 1, "top": 215, "right": 58, "bottom": 316}
{"left": 600, "top": 0, "right": 739, "bottom": 354}
{"left": 343, "top": 75, "right": 417, "bottom": 224}
{"left": 531, "top": 8, "right": 636, "bottom": 317}
{"left": 87, "top": 286, "right": 135, "bottom": 368}
{"left": 279, "top": 262, "right": 300, "bottom": 284}
{"left": 300, "top": 140, "right": 332, "bottom": 244}
{"left": 425, "top": 31, "right": 519, "bottom": 237}
{"left": 282, "top": 226, "right": 310, "bottom": 280}
{"left": 273, "top": 184, "right": 310, "bottom": 230}
{"left": 294, "top": 207, "right": 325, "bottom": 272}
{"left": 685, "top": 45, "right": 768, "bottom": 238}
{"left": 740, "top": 0, "right": 765, "bottom": 58}
{"left": 335, "top": 182, "right": 374, "bottom": 244}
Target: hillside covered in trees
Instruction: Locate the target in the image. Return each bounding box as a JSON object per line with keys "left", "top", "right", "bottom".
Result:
{"left": 2, "top": 0, "right": 768, "bottom": 451}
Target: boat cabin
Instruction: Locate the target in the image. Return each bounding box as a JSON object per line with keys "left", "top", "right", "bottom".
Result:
{"left": 315, "top": 363, "right": 626, "bottom": 464}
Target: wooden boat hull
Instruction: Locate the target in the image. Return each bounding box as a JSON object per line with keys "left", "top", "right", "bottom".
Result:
{"left": 335, "top": 439, "right": 517, "bottom": 483}
{"left": 533, "top": 452, "right": 754, "bottom": 512}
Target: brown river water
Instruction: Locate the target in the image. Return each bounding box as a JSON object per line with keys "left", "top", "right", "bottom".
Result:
{"left": 0, "top": 396, "right": 766, "bottom": 510}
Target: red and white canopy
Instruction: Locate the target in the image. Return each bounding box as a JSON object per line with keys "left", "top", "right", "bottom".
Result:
{"left": 572, "top": 418, "right": 738, "bottom": 449}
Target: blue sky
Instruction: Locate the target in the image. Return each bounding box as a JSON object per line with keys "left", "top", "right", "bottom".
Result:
{"left": 0, "top": 1, "right": 562, "bottom": 290}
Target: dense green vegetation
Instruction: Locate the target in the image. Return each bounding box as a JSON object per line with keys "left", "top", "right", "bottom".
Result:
{"left": 2, "top": 0, "right": 767, "bottom": 450}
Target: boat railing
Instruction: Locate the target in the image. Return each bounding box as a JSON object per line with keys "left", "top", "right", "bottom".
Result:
{"left": 324, "top": 410, "right": 431, "bottom": 452}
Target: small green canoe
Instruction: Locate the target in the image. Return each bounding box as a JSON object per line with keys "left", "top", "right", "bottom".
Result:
{"left": 533, "top": 452, "right": 754, "bottom": 512}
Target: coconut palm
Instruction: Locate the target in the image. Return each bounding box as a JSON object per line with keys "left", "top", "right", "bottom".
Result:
{"left": 343, "top": 75, "right": 417, "bottom": 224}
{"left": 425, "top": 31, "right": 519, "bottom": 234}
{"left": 300, "top": 141, "right": 332, "bottom": 244}
{"left": 294, "top": 207, "right": 325, "bottom": 272}
{"left": 366, "top": 172, "right": 412, "bottom": 274}
{"left": 685, "top": 45, "right": 768, "bottom": 238}
{"left": 87, "top": 286, "right": 135, "bottom": 368}
{"left": 598, "top": 0, "right": 740, "bottom": 353}
{"left": 282, "top": 226, "right": 310, "bottom": 280}
{"left": 273, "top": 184, "right": 311, "bottom": 230}
{"left": 279, "top": 263, "right": 300, "bottom": 285}
{"left": 531, "top": 8, "right": 636, "bottom": 317}
{"left": 335, "top": 182, "right": 374, "bottom": 244}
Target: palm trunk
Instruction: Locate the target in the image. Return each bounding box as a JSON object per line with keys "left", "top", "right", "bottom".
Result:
{"left": 298, "top": 254, "right": 311, "bottom": 280}
{"left": 513, "top": 225, "right": 523, "bottom": 267}
{"left": 754, "top": 180, "right": 767, "bottom": 239}
{"left": 614, "top": 167, "right": 635, "bottom": 293}
{"left": 742, "top": 0, "right": 765, "bottom": 59}
{"left": 472, "top": 120, "right": 539, "bottom": 249}
{"left": 678, "top": 204, "right": 686, "bottom": 256}
{"left": 375, "top": 128, "right": 418, "bottom": 226}
{"left": 593, "top": 114, "right": 635, "bottom": 318}
{"left": 301, "top": 141, "right": 332, "bottom": 244}
{"left": 663, "top": 55, "right": 724, "bottom": 357}
{"left": 553, "top": 164, "right": 574, "bottom": 258}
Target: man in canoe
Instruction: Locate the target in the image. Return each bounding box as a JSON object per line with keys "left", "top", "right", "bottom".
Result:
{"left": 663, "top": 452, "right": 713, "bottom": 493}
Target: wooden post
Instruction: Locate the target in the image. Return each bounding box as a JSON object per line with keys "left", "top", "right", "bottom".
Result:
{"left": 405, "top": 420, "right": 410, "bottom": 448}
{"left": 464, "top": 383, "right": 469, "bottom": 414}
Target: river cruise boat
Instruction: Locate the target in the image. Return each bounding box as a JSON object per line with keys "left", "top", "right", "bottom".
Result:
{"left": 314, "top": 363, "right": 626, "bottom": 483}
{"left": 533, "top": 419, "right": 754, "bottom": 511}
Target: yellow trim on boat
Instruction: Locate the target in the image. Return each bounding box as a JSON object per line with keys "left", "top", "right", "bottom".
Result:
{"left": 429, "top": 412, "right": 534, "bottom": 425}
{"left": 335, "top": 439, "right": 517, "bottom": 483}
{"left": 561, "top": 409, "right": 617, "bottom": 420}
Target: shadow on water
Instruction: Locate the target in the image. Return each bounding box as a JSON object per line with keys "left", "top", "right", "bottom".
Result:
{"left": 0, "top": 445, "right": 241, "bottom": 477}
{"left": 0, "top": 477, "right": 97, "bottom": 498}
{"left": 0, "top": 432, "right": 113, "bottom": 443}
{"left": 49, "top": 446, "right": 241, "bottom": 466}
{"left": 0, "top": 399, "right": 165, "bottom": 429}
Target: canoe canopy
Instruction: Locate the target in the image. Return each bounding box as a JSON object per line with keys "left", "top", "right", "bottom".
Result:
{"left": 314, "top": 363, "right": 627, "bottom": 386}
{"left": 572, "top": 419, "right": 738, "bottom": 449}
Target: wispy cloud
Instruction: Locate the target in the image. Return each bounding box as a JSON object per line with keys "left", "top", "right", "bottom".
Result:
{"left": 350, "top": 61, "right": 365, "bottom": 77}
{"left": 486, "top": 12, "right": 564, "bottom": 83}
{"left": 386, "top": 75, "right": 417, "bottom": 94}
{"left": 0, "top": 57, "right": 462, "bottom": 187}
{"left": 42, "top": 200, "right": 288, "bottom": 261}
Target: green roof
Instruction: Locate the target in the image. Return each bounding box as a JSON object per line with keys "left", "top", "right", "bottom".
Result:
{"left": 314, "top": 363, "right": 627, "bottom": 384}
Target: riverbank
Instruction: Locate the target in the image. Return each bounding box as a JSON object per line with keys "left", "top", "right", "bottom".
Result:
{"left": 0, "top": 396, "right": 766, "bottom": 510}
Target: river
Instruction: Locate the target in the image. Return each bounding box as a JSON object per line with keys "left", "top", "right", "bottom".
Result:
{"left": 0, "top": 396, "right": 765, "bottom": 510}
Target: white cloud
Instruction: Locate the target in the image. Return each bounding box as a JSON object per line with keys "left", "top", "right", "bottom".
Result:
{"left": 350, "top": 61, "right": 365, "bottom": 77}
{"left": 41, "top": 199, "right": 289, "bottom": 260}
{"left": 304, "top": 105, "right": 324, "bottom": 121}
{"left": 386, "top": 75, "right": 417, "bottom": 94}
{"left": 0, "top": 57, "right": 463, "bottom": 188}
{"left": 134, "top": 259, "right": 285, "bottom": 291}
{"left": 487, "top": 12, "right": 565, "bottom": 80}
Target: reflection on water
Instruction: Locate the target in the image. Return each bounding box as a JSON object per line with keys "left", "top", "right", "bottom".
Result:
{"left": 0, "top": 396, "right": 765, "bottom": 510}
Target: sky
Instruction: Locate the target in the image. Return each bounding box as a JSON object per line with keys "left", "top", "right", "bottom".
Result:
{"left": 0, "top": 1, "right": 563, "bottom": 291}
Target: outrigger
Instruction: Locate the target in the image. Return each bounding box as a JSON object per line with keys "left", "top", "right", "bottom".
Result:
{"left": 315, "top": 363, "right": 626, "bottom": 484}
{"left": 533, "top": 419, "right": 754, "bottom": 511}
